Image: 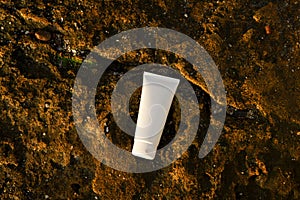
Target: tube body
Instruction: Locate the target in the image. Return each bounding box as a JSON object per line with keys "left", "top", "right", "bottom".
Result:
{"left": 132, "top": 72, "right": 180, "bottom": 160}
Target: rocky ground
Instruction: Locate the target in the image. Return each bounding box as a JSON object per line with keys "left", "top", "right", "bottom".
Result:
{"left": 0, "top": 0, "right": 299, "bottom": 199}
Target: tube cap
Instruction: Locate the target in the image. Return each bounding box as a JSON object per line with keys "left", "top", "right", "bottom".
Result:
{"left": 132, "top": 139, "right": 156, "bottom": 160}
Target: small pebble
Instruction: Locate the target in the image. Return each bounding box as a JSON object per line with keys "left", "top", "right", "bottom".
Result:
{"left": 45, "top": 102, "right": 50, "bottom": 108}
{"left": 71, "top": 49, "right": 77, "bottom": 55}
{"left": 265, "top": 25, "right": 271, "bottom": 34}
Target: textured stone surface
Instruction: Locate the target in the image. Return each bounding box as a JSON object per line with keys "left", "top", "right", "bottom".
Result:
{"left": 0, "top": 0, "right": 299, "bottom": 199}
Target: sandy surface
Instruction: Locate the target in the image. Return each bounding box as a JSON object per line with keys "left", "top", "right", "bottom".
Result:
{"left": 0, "top": 0, "right": 299, "bottom": 199}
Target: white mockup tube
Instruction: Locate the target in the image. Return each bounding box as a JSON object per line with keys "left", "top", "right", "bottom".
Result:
{"left": 132, "top": 72, "right": 180, "bottom": 160}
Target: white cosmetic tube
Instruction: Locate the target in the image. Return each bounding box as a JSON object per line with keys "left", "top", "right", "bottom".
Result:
{"left": 132, "top": 72, "right": 180, "bottom": 160}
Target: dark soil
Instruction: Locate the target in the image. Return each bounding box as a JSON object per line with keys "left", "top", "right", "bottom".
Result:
{"left": 0, "top": 0, "right": 299, "bottom": 199}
